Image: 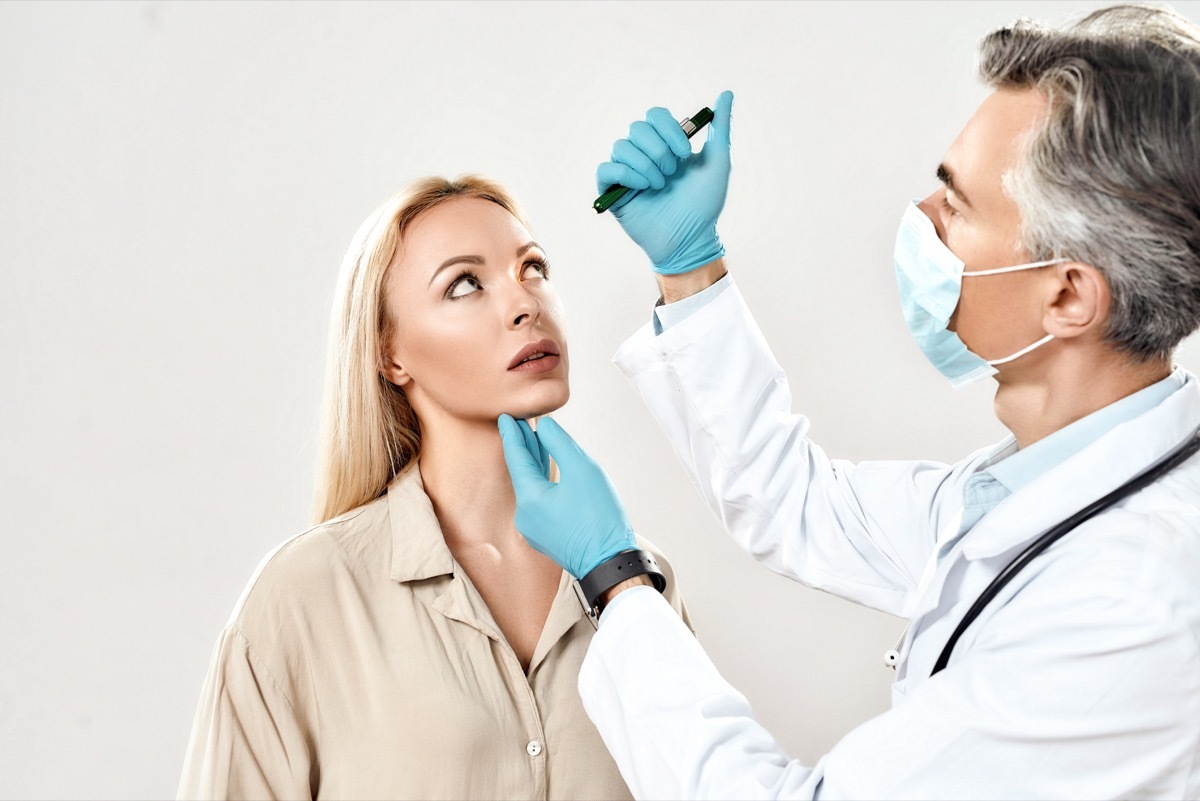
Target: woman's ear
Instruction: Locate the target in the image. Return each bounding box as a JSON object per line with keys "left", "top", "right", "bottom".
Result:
{"left": 1042, "top": 261, "right": 1111, "bottom": 342}
{"left": 380, "top": 354, "right": 412, "bottom": 388}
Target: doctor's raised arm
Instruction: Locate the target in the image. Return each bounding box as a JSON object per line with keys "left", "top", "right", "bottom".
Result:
{"left": 500, "top": 6, "right": 1200, "bottom": 799}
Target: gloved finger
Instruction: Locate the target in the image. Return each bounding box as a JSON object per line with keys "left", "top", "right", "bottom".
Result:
{"left": 645, "top": 106, "right": 692, "bottom": 160}
{"left": 498, "top": 414, "right": 550, "bottom": 490}
{"left": 596, "top": 161, "right": 650, "bottom": 195}
{"left": 530, "top": 416, "right": 593, "bottom": 474}
{"left": 707, "top": 89, "right": 734, "bottom": 151}
{"left": 628, "top": 119, "right": 679, "bottom": 177}
{"left": 518, "top": 418, "right": 551, "bottom": 479}
{"left": 612, "top": 138, "right": 667, "bottom": 191}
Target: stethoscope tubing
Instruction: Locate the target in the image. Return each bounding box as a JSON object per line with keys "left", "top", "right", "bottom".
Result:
{"left": 930, "top": 423, "right": 1200, "bottom": 676}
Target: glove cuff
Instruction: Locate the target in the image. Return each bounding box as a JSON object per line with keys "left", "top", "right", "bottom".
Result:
{"left": 653, "top": 233, "right": 725, "bottom": 275}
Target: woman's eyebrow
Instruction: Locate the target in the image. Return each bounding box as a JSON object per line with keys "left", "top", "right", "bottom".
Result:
{"left": 427, "top": 254, "right": 484, "bottom": 287}
{"left": 427, "top": 243, "right": 543, "bottom": 288}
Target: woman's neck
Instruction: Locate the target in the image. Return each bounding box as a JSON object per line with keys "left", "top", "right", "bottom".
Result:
{"left": 416, "top": 414, "right": 522, "bottom": 549}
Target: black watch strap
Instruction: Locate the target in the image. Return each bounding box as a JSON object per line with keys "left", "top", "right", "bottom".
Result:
{"left": 574, "top": 549, "right": 666, "bottom": 628}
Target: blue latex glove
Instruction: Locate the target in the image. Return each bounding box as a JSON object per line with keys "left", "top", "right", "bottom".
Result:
{"left": 498, "top": 414, "right": 636, "bottom": 579}
{"left": 597, "top": 90, "right": 734, "bottom": 275}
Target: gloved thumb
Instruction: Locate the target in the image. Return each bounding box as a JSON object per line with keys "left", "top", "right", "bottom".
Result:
{"left": 707, "top": 89, "right": 734, "bottom": 151}
{"left": 498, "top": 414, "right": 550, "bottom": 492}
{"left": 527, "top": 416, "right": 590, "bottom": 476}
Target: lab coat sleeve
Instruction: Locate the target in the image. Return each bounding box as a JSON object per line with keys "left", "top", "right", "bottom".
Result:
{"left": 581, "top": 556, "right": 1200, "bottom": 800}
{"left": 614, "top": 280, "right": 973, "bottom": 615}
{"left": 178, "top": 625, "right": 312, "bottom": 800}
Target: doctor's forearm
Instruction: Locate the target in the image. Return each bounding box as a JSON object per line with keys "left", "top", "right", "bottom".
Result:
{"left": 657, "top": 258, "right": 728, "bottom": 304}
{"left": 599, "top": 574, "right": 655, "bottom": 609}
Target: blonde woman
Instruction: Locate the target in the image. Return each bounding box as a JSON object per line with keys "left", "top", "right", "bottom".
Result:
{"left": 178, "top": 176, "right": 689, "bottom": 799}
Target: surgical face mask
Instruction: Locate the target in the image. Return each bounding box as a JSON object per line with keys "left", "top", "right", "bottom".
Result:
{"left": 893, "top": 201, "right": 1065, "bottom": 388}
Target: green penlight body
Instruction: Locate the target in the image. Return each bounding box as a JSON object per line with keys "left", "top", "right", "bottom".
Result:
{"left": 593, "top": 106, "right": 715, "bottom": 214}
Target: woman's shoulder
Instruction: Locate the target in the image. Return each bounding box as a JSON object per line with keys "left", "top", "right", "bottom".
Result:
{"left": 228, "top": 494, "right": 392, "bottom": 634}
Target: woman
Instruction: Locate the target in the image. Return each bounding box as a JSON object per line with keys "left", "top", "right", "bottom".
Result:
{"left": 178, "top": 176, "right": 690, "bottom": 799}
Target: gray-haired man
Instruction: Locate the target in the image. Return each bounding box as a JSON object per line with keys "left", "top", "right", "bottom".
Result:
{"left": 500, "top": 4, "right": 1200, "bottom": 798}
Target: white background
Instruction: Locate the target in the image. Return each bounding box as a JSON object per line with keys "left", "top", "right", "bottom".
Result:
{"left": 3, "top": 1, "right": 1199, "bottom": 797}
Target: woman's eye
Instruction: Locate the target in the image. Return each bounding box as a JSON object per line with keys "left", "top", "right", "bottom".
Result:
{"left": 941, "top": 197, "right": 960, "bottom": 218}
{"left": 446, "top": 274, "right": 482, "bottom": 299}
{"left": 522, "top": 260, "right": 550, "bottom": 281}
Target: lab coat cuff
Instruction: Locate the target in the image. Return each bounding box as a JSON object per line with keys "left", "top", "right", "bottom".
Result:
{"left": 651, "top": 274, "right": 734, "bottom": 334}
{"left": 613, "top": 277, "right": 746, "bottom": 379}
{"left": 596, "top": 582, "right": 659, "bottom": 626}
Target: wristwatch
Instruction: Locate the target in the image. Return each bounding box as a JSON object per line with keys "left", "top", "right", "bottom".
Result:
{"left": 573, "top": 549, "right": 666, "bottom": 628}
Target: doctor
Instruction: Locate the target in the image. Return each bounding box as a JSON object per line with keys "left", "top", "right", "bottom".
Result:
{"left": 499, "top": 5, "right": 1200, "bottom": 799}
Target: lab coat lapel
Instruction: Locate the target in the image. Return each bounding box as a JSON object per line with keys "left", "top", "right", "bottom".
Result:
{"left": 897, "top": 372, "right": 1200, "bottom": 682}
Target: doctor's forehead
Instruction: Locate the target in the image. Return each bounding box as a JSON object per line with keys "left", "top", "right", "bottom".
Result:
{"left": 940, "top": 88, "right": 1049, "bottom": 212}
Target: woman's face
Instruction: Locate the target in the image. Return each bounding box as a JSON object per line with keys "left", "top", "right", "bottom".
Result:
{"left": 381, "top": 197, "right": 569, "bottom": 427}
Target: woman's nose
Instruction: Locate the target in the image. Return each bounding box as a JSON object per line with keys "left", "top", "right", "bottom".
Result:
{"left": 506, "top": 281, "right": 539, "bottom": 329}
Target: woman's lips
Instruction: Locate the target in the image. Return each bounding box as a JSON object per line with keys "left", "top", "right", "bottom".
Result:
{"left": 508, "top": 338, "right": 561, "bottom": 370}
{"left": 508, "top": 353, "right": 561, "bottom": 374}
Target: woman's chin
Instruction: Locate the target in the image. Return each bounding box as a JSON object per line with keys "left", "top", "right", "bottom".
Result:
{"left": 500, "top": 384, "right": 569, "bottom": 421}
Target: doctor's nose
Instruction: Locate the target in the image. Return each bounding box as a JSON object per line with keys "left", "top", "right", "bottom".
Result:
{"left": 917, "top": 188, "right": 949, "bottom": 246}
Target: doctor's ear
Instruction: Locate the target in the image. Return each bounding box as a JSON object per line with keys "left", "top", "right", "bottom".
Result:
{"left": 1042, "top": 260, "right": 1112, "bottom": 342}
{"left": 379, "top": 354, "right": 412, "bottom": 388}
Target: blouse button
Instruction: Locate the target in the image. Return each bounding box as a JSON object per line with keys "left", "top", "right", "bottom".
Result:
{"left": 526, "top": 739, "right": 543, "bottom": 757}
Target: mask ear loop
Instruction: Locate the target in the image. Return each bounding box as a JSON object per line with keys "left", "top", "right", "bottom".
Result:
{"left": 962, "top": 258, "right": 1068, "bottom": 277}
{"left": 986, "top": 334, "right": 1055, "bottom": 366}
{"left": 963, "top": 258, "right": 1065, "bottom": 366}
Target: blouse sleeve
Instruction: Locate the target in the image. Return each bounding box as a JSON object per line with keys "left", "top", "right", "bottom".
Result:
{"left": 178, "top": 625, "right": 313, "bottom": 800}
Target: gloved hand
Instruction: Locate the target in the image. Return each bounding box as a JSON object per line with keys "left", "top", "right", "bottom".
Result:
{"left": 498, "top": 414, "right": 637, "bottom": 579}
{"left": 597, "top": 89, "right": 734, "bottom": 275}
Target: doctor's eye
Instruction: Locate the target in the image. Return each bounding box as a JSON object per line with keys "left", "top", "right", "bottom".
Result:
{"left": 940, "top": 197, "right": 960, "bottom": 218}
{"left": 445, "top": 272, "right": 483, "bottom": 300}
{"left": 521, "top": 258, "right": 551, "bottom": 281}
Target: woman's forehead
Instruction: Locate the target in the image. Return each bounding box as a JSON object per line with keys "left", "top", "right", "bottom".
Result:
{"left": 389, "top": 197, "right": 534, "bottom": 287}
{"left": 404, "top": 197, "right": 529, "bottom": 254}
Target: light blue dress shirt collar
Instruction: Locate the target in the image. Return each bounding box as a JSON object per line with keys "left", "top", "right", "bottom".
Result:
{"left": 985, "top": 368, "right": 1186, "bottom": 494}
{"left": 957, "top": 368, "right": 1186, "bottom": 535}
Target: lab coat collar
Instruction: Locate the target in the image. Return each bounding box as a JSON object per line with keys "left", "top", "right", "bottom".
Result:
{"left": 387, "top": 464, "right": 457, "bottom": 583}
{"left": 960, "top": 368, "right": 1200, "bottom": 561}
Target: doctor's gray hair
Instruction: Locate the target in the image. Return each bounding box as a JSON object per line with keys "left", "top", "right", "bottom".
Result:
{"left": 979, "top": 4, "right": 1200, "bottom": 363}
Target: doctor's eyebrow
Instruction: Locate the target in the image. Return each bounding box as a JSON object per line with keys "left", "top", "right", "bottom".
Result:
{"left": 936, "top": 163, "right": 973, "bottom": 209}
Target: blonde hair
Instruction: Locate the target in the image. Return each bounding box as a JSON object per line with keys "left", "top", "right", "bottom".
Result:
{"left": 313, "top": 175, "right": 531, "bottom": 524}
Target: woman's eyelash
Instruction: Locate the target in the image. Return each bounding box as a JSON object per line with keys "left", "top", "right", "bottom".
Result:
{"left": 941, "top": 198, "right": 959, "bottom": 216}
{"left": 444, "top": 259, "right": 549, "bottom": 300}
{"left": 445, "top": 271, "right": 482, "bottom": 300}
{"left": 525, "top": 257, "right": 550, "bottom": 277}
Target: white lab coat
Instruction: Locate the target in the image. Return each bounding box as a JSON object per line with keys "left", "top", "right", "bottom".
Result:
{"left": 579, "top": 280, "right": 1200, "bottom": 800}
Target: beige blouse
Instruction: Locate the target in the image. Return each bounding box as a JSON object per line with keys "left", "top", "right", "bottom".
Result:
{"left": 178, "top": 465, "right": 691, "bottom": 800}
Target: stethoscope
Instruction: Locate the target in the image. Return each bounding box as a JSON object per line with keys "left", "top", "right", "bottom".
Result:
{"left": 881, "top": 423, "right": 1200, "bottom": 678}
